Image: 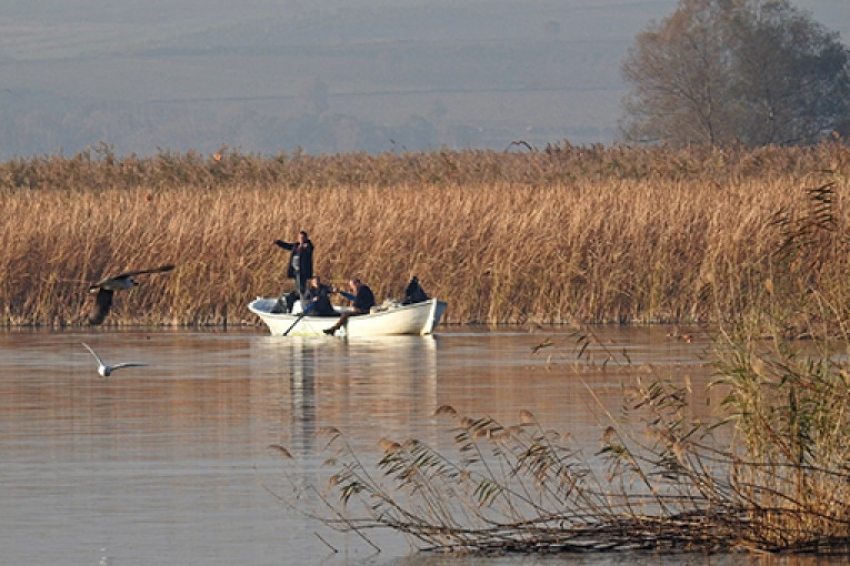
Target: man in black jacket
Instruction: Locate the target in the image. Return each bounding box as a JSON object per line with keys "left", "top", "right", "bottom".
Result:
{"left": 403, "top": 276, "right": 428, "bottom": 304}
{"left": 302, "top": 276, "right": 336, "bottom": 317}
{"left": 274, "top": 230, "right": 313, "bottom": 297}
{"left": 323, "top": 277, "right": 375, "bottom": 335}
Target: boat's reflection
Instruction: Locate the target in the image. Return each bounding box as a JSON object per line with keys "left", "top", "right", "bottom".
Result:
{"left": 251, "top": 335, "right": 439, "bottom": 455}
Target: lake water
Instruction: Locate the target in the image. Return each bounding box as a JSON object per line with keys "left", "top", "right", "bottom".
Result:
{"left": 0, "top": 326, "right": 839, "bottom": 565}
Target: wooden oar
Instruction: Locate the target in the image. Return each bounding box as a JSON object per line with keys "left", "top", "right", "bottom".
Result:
{"left": 282, "top": 301, "right": 315, "bottom": 336}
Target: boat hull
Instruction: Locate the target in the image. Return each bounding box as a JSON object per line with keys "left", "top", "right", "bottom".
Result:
{"left": 248, "top": 297, "right": 448, "bottom": 337}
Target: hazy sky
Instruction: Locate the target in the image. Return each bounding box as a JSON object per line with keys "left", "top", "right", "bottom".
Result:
{"left": 1, "top": 1, "right": 843, "bottom": 57}
{"left": 0, "top": 0, "right": 845, "bottom": 157}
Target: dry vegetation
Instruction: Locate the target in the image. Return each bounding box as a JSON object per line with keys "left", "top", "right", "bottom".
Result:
{"left": 1, "top": 140, "right": 848, "bottom": 327}
{"left": 9, "top": 140, "right": 850, "bottom": 554}
{"left": 273, "top": 322, "right": 850, "bottom": 555}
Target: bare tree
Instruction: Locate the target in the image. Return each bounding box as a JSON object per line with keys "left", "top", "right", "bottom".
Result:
{"left": 620, "top": 0, "right": 850, "bottom": 147}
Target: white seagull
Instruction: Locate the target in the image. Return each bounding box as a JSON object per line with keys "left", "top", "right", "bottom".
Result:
{"left": 81, "top": 342, "right": 148, "bottom": 378}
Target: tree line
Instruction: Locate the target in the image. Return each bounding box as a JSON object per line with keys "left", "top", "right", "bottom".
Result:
{"left": 620, "top": 0, "right": 850, "bottom": 147}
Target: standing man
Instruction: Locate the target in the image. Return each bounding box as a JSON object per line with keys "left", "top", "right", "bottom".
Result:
{"left": 323, "top": 277, "right": 375, "bottom": 335}
{"left": 274, "top": 230, "right": 314, "bottom": 297}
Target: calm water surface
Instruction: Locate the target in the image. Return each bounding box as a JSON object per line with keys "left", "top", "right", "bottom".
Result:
{"left": 0, "top": 326, "right": 836, "bottom": 565}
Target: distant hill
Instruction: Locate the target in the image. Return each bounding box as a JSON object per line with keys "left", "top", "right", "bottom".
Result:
{"left": 0, "top": 0, "right": 843, "bottom": 158}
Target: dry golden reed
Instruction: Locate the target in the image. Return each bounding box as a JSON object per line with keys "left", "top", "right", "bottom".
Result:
{"left": 1, "top": 141, "right": 848, "bottom": 327}
{"left": 282, "top": 325, "right": 850, "bottom": 554}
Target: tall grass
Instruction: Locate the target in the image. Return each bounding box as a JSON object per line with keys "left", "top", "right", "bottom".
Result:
{"left": 1, "top": 140, "right": 848, "bottom": 326}
{"left": 272, "top": 321, "right": 850, "bottom": 554}
{"left": 262, "top": 151, "right": 850, "bottom": 554}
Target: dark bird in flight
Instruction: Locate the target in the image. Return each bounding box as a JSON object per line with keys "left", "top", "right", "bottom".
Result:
{"left": 81, "top": 342, "right": 147, "bottom": 377}
{"left": 85, "top": 264, "right": 175, "bottom": 325}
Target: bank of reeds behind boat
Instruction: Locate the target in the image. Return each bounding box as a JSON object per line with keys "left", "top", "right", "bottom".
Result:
{"left": 6, "top": 141, "right": 850, "bottom": 554}
{"left": 1, "top": 141, "right": 848, "bottom": 327}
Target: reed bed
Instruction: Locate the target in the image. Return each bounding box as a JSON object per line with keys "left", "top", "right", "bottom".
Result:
{"left": 1, "top": 140, "right": 848, "bottom": 326}
{"left": 271, "top": 321, "right": 850, "bottom": 555}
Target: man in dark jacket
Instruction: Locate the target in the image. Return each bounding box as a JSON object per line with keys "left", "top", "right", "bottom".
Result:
{"left": 302, "top": 276, "right": 336, "bottom": 317}
{"left": 274, "top": 230, "right": 313, "bottom": 297}
{"left": 323, "top": 277, "right": 375, "bottom": 335}
{"left": 403, "top": 276, "right": 428, "bottom": 304}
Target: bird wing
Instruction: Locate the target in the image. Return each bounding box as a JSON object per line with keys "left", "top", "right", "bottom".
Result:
{"left": 90, "top": 264, "right": 176, "bottom": 289}
{"left": 81, "top": 342, "right": 105, "bottom": 366}
{"left": 85, "top": 288, "right": 114, "bottom": 325}
{"left": 111, "top": 264, "right": 176, "bottom": 279}
{"left": 111, "top": 362, "right": 147, "bottom": 370}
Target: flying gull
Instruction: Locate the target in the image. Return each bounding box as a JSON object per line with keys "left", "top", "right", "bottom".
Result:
{"left": 81, "top": 341, "right": 147, "bottom": 378}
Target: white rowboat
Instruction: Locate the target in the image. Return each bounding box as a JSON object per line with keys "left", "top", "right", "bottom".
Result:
{"left": 248, "top": 297, "right": 448, "bottom": 337}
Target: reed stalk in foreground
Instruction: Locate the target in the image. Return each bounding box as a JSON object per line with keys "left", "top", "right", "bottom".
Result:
{"left": 1, "top": 141, "right": 848, "bottom": 326}
{"left": 270, "top": 318, "right": 850, "bottom": 555}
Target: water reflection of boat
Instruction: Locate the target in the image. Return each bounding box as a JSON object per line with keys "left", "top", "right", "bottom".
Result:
{"left": 247, "top": 297, "right": 448, "bottom": 337}
{"left": 251, "top": 335, "right": 439, "bottom": 453}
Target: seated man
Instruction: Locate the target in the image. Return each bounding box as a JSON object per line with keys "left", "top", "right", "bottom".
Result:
{"left": 323, "top": 277, "right": 375, "bottom": 335}
{"left": 302, "top": 276, "right": 336, "bottom": 317}
{"left": 402, "top": 276, "right": 429, "bottom": 305}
